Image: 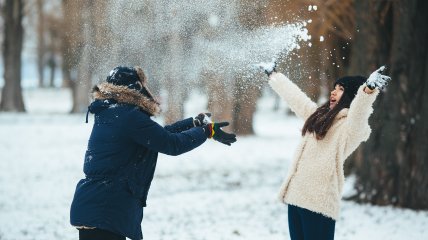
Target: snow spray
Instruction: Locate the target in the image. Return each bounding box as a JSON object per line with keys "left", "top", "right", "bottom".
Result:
{"left": 81, "top": 0, "right": 310, "bottom": 91}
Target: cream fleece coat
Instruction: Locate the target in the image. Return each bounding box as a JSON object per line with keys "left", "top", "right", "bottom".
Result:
{"left": 269, "top": 72, "right": 379, "bottom": 220}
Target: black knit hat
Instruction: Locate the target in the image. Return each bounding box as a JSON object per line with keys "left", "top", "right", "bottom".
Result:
{"left": 106, "top": 66, "right": 142, "bottom": 91}
{"left": 334, "top": 76, "right": 367, "bottom": 101}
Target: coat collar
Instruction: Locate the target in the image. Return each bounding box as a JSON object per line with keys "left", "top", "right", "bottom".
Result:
{"left": 92, "top": 82, "right": 161, "bottom": 116}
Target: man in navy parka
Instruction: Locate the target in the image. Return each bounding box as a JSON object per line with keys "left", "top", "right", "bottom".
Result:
{"left": 70, "top": 66, "right": 236, "bottom": 240}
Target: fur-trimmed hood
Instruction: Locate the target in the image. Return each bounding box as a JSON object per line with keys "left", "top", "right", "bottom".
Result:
{"left": 91, "top": 82, "right": 161, "bottom": 116}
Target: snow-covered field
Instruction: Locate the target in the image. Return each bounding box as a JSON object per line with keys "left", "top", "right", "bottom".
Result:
{"left": 0, "top": 88, "right": 427, "bottom": 240}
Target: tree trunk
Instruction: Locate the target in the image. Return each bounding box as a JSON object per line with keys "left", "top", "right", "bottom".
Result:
{"left": 344, "top": 0, "right": 386, "bottom": 176}
{"left": 60, "top": 0, "right": 74, "bottom": 89}
{"left": 231, "top": 0, "right": 266, "bottom": 135}
{"left": 351, "top": 0, "right": 428, "bottom": 209}
{"left": 70, "top": 0, "right": 94, "bottom": 113}
{"left": 48, "top": 54, "right": 56, "bottom": 87}
{"left": 164, "top": 32, "right": 186, "bottom": 124}
{"left": 206, "top": 71, "right": 233, "bottom": 131}
{"left": 60, "top": 0, "right": 83, "bottom": 92}
{"left": 232, "top": 76, "right": 260, "bottom": 135}
{"left": 36, "top": 0, "right": 45, "bottom": 88}
{"left": 1, "top": 0, "right": 25, "bottom": 112}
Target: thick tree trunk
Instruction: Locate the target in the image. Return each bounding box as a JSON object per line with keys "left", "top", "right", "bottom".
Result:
{"left": 61, "top": 0, "right": 75, "bottom": 89}
{"left": 164, "top": 33, "right": 186, "bottom": 124}
{"left": 60, "top": 0, "right": 84, "bottom": 105}
{"left": 206, "top": 71, "right": 234, "bottom": 131}
{"left": 0, "top": 0, "right": 25, "bottom": 112}
{"left": 351, "top": 0, "right": 428, "bottom": 209}
{"left": 232, "top": 76, "right": 260, "bottom": 135}
{"left": 230, "top": 0, "right": 265, "bottom": 135}
{"left": 164, "top": 78, "right": 186, "bottom": 124}
{"left": 70, "top": 1, "right": 94, "bottom": 113}
{"left": 344, "top": 0, "right": 387, "bottom": 175}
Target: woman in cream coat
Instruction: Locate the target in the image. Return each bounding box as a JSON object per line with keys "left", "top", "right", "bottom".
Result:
{"left": 265, "top": 65, "right": 390, "bottom": 240}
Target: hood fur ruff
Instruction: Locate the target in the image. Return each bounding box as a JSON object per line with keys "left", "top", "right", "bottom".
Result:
{"left": 92, "top": 82, "right": 161, "bottom": 116}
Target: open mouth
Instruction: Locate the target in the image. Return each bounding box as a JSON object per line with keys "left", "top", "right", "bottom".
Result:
{"left": 329, "top": 98, "right": 338, "bottom": 108}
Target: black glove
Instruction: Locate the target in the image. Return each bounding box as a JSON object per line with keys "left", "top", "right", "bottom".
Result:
{"left": 193, "top": 113, "right": 212, "bottom": 127}
{"left": 203, "top": 122, "right": 237, "bottom": 146}
{"left": 366, "top": 66, "right": 391, "bottom": 90}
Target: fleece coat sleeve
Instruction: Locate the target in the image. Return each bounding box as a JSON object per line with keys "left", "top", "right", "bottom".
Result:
{"left": 268, "top": 72, "right": 318, "bottom": 120}
{"left": 340, "top": 85, "right": 379, "bottom": 157}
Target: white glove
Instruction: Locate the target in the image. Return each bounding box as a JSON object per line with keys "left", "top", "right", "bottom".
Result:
{"left": 193, "top": 113, "right": 212, "bottom": 127}
{"left": 255, "top": 60, "right": 277, "bottom": 77}
{"left": 366, "top": 66, "right": 391, "bottom": 90}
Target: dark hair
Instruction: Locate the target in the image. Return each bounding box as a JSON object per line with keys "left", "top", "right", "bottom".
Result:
{"left": 301, "top": 87, "right": 352, "bottom": 140}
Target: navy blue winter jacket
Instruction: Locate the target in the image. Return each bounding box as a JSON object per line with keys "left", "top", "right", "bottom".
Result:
{"left": 70, "top": 83, "right": 207, "bottom": 240}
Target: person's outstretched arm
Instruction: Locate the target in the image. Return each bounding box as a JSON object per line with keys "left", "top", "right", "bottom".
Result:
{"left": 269, "top": 72, "right": 318, "bottom": 120}
{"left": 340, "top": 66, "right": 391, "bottom": 156}
{"left": 164, "top": 117, "right": 195, "bottom": 133}
{"left": 340, "top": 85, "right": 379, "bottom": 157}
{"left": 128, "top": 110, "right": 207, "bottom": 156}
{"left": 164, "top": 113, "right": 212, "bottom": 133}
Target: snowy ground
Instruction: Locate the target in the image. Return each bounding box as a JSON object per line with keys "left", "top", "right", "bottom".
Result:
{"left": 0, "top": 88, "right": 427, "bottom": 240}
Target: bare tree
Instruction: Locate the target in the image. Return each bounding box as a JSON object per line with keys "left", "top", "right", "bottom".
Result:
{"left": 1, "top": 0, "right": 25, "bottom": 112}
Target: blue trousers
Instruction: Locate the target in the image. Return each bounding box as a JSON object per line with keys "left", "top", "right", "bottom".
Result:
{"left": 288, "top": 204, "right": 336, "bottom": 240}
{"left": 79, "top": 228, "right": 125, "bottom": 240}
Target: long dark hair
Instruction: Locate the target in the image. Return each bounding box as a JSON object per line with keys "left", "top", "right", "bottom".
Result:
{"left": 301, "top": 89, "right": 352, "bottom": 140}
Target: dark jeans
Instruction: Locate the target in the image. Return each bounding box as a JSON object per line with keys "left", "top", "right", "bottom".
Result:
{"left": 79, "top": 228, "right": 125, "bottom": 240}
{"left": 288, "top": 204, "right": 336, "bottom": 240}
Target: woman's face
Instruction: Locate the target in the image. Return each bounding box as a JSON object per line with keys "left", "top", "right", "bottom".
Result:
{"left": 330, "top": 84, "right": 344, "bottom": 109}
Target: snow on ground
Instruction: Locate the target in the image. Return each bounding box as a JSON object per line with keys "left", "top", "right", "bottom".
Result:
{"left": 0, "top": 88, "right": 427, "bottom": 240}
